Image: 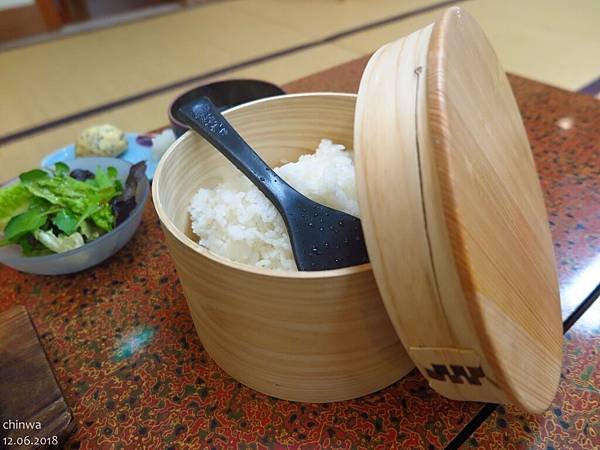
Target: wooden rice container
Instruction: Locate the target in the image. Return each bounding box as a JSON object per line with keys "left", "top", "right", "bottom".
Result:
{"left": 353, "top": 7, "right": 562, "bottom": 413}
{"left": 152, "top": 93, "right": 415, "bottom": 403}
{"left": 154, "top": 6, "right": 563, "bottom": 413}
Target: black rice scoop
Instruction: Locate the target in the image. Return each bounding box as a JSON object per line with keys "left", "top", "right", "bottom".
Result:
{"left": 177, "top": 98, "right": 369, "bottom": 271}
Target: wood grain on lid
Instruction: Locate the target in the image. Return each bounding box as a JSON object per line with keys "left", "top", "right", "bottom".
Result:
{"left": 426, "top": 7, "right": 562, "bottom": 412}
{"left": 355, "top": 6, "right": 562, "bottom": 413}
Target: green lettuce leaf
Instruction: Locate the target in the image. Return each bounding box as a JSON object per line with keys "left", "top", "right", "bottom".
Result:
{"left": 53, "top": 162, "right": 70, "bottom": 176}
{"left": 90, "top": 204, "right": 114, "bottom": 231}
{"left": 91, "top": 166, "right": 119, "bottom": 190}
{"left": 3, "top": 163, "right": 122, "bottom": 255}
{"left": 23, "top": 175, "right": 119, "bottom": 222}
{"left": 19, "top": 169, "right": 49, "bottom": 183}
{"left": 0, "top": 183, "right": 32, "bottom": 231}
{"left": 53, "top": 209, "right": 78, "bottom": 235}
{"left": 3, "top": 208, "right": 48, "bottom": 241}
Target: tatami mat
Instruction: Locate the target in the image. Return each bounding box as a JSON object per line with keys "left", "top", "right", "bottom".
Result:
{"left": 234, "top": 0, "right": 447, "bottom": 40}
{"left": 0, "top": 43, "right": 361, "bottom": 181}
{"left": 0, "top": 1, "right": 305, "bottom": 137}
{"left": 0, "top": 0, "right": 442, "bottom": 139}
{"left": 335, "top": 0, "right": 600, "bottom": 91}
{"left": 1, "top": 0, "right": 598, "bottom": 183}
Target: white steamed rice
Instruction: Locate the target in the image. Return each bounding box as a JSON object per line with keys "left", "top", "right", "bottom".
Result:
{"left": 188, "top": 139, "right": 359, "bottom": 270}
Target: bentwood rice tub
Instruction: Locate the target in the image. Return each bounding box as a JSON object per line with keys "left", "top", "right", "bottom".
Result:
{"left": 153, "top": 8, "right": 563, "bottom": 413}
{"left": 152, "top": 93, "right": 414, "bottom": 402}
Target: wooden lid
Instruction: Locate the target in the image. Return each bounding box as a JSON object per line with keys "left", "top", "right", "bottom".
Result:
{"left": 354, "top": 7, "right": 562, "bottom": 413}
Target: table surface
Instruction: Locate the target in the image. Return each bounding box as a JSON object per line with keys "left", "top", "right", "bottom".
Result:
{"left": 0, "top": 56, "right": 598, "bottom": 449}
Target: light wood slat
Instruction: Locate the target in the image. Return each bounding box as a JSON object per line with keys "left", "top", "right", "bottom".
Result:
{"left": 0, "top": 305, "right": 74, "bottom": 446}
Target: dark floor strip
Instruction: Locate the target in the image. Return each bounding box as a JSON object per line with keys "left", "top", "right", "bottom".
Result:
{"left": 445, "top": 403, "right": 498, "bottom": 450}
{"left": 579, "top": 76, "right": 600, "bottom": 96}
{"left": 563, "top": 281, "right": 600, "bottom": 332}
{"left": 445, "top": 282, "right": 600, "bottom": 449}
{"left": 0, "top": 0, "right": 462, "bottom": 147}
